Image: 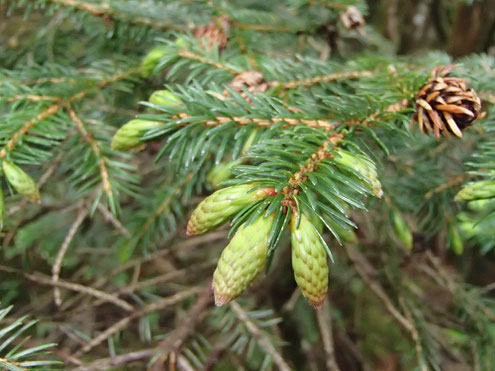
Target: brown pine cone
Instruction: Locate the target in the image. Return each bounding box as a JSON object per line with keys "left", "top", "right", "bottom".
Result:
{"left": 194, "top": 16, "right": 231, "bottom": 51}
{"left": 414, "top": 66, "right": 483, "bottom": 138}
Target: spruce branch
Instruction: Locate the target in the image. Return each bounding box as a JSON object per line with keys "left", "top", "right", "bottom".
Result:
{"left": 282, "top": 131, "right": 344, "bottom": 210}
{"left": 115, "top": 260, "right": 216, "bottom": 297}
{"left": 96, "top": 203, "right": 131, "bottom": 238}
{"left": 0, "top": 77, "right": 75, "bottom": 87}
{"left": 51, "top": 201, "right": 90, "bottom": 307}
{"left": 232, "top": 23, "right": 294, "bottom": 33}
{"left": 399, "top": 298, "right": 428, "bottom": 371}
{"left": 0, "top": 65, "right": 141, "bottom": 210}
{"left": 0, "top": 305, "right": 60, "bottom": 370}
{"left": 0, "top": 265, "right": 134, "bottom": 312}
{"left": 203, "top": 115, "right": 339, "bottom": 131}
{"left": 150, "top": 283, "right": 213, "bottom": 370}
{"left": 5, "top": 95, "right": 61, "bottom": 103}
{"left": 344, "top": 244, "right": 414, "bottom": 333}
{"left": 178, "top": 49, "right": 242, "bottom": 75}
{"left": 44, "top": 0, "right": 189, "bottom": 31}
{"left": 229, "top": 302, "right": 291, "bottom": 371}
{"left": 71, "top": 286, "right": 204, "bottom": 358}
{"left": 0, "top": 104, "right": 61, "bottom": 159}
{"left": 268, "top": 70, "right": 373, "bottom": 89}
{"left": 58, "top": 232, "right": 226, "bottom": 312}
{"left": 316, "top": 297, "right": 341, "bottom": 371}
{"left": 135, "top": 174, "right": 193, "bottom": 243}
{"left": 69, "top": 109, "right": 114, "bottom": 201}
{"left": 3, "top": 2, "right": 495, "bottom": 368}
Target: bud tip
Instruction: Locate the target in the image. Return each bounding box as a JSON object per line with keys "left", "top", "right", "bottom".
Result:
{"left": 213, "top": 291, "right": 230, "bottom": 306}
{"left": 186, "top": 221, "right": 196, "bottom": 236}
{"left": 312, "top": 300, "right": 325, "bottom": 309}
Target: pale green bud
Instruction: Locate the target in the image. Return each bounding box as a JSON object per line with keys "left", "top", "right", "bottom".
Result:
{"left": 187, "top": 184, "right": 275, "bottom": 235}
{"left": 456, "top": 212, "right": 477, "bottom": 238}
{"left": 291, "top": 213, "right": 329, "bottom": 308}
{"left": 148, "top": 90, "right": 183, "bottom": 107}
{"left": 448, "top": 225, "right": 464, "bottom": 255}
{"left": 391, "top": 209, "right": 412, "bottom": 249}
{"left": 241, "top": 129, "right": 258, "bottom": 155}
{"left": 206, "top": 160, "right": 241, "bottom": 189}
{"left": 141, "top": 47, "right": 168, "bottom": 77}
{"left": 317, "top": 212, "right": 357, "bottom": 244}
{"left": 455, "top": 180, "right": 495, "bottom": 202}
{"left": 206, "top": 130, "right": 257, "bottom": 189}
{"left": 334, "top": 149, "right": 383, "bottom": 198}
{"left": 467, "top": 199, "right": 495, "bottom": 212}
{"left": 111, "top": 119, "right": 163, "bottom": 151}
{"left": 2, "top": 161, "right": 40, "bottom": 202}
{"left": 213, "top": 213, "right": 274, "bottom": 306}
{"left": 458, "top": 220, "right": 478, "bottom": 238}
{"left": 175, "top": 36, "right": 190, "bottom": 49}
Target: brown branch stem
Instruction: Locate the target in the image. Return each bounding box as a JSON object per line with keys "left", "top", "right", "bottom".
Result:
{"left": 72, "top": 286, "right": 203, "bottom": 358}
{"left": 150, "top": 283, "right": 213, "bottom": 370}
{"left": 345, "top": 244, "right": 414, "bottom": 333}
{"left": 69, "top": 108, "right": 113, "bottom": 198}
{"left": 52, "top": 202, "right": 91, "bottom": 306}
{"left": 0, "top": 265, "right": 133, "bottom": 312}
{"left": 0, "top": 103, "right": 60, "bottom": 159}
{"left": 46, "top": 0, "right": 186, "bottom": 31}
{"left": 316, "top": 297, "right": 341, "bottom": 371}
{"left": 269, "top": 71, "right": 373, "bottom": 89}
{"left": 229, "top": 301, "right": 292, "bottom": 371}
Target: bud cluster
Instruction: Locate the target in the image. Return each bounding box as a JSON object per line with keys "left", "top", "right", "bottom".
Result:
{"left": 187, "top": 182, "right": 333, "bottom": 307}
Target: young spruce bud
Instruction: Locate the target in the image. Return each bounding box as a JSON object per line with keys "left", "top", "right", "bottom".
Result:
{"left": 291, "top": 213, "right": 329, "bottom": 308}
{"left": 455, "top": 180, "right": 495, "bottom": 202}
{"left": 2, "top": 161, "right": 40, "bottom": 202}
{"left": 148, "top": 90, "right": 183, "bottom": 107}
{"left": 334, "top": 149, "right": 383, "bottom": 198}
{"left": 187, "top": 184, "right": 274, "bottom": 236}
{"left": 111, "top": 119, "right": 163, "bottom": 151}
{"left": 448, "top": 225, "right": 464, "bottom": 255}
{"left": 140, "top": 47, "right": 168, "bottom": 77}
{"left": 206, "top": 130, "right": 258, "bottom": 189}
{"left": 391, "top": 209, "right": 413, "bottom": 249}
{"left": 206, "top": 159, "right": 241, "bottom": 189}
{"left": 213, "top": 213, "right": 274, "bottom": 306}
